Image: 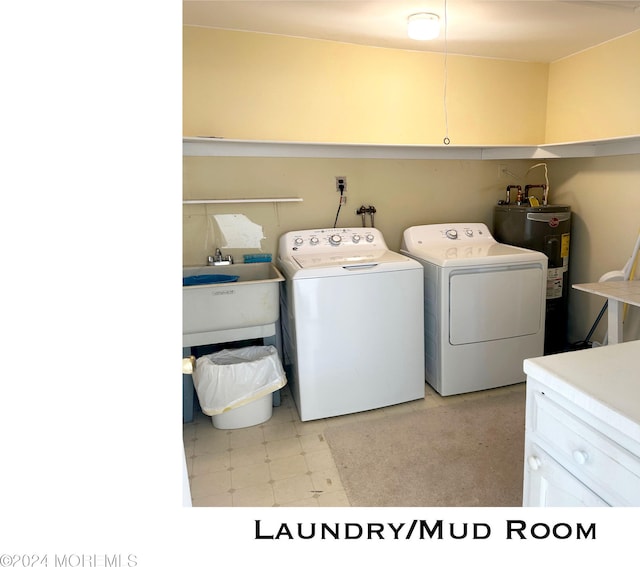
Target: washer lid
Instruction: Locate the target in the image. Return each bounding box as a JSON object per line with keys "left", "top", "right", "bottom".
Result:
{"left": 404, "top": 242, "right": 547, "bottom": 267}
{"left": 292, "top": 249, "right": 409, "bottom": 269}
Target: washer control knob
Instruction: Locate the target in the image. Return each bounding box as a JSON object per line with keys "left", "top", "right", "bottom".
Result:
{"left": 294, "top": 237, "right": 304, "bottom": 246}
{"left": 310, "top": 236, "right": 320, "bottom": 245}
{"left": 329, "top": 234, "right": 342, "bottom": 245}
{"left": 445, "top": 229, "right": 458, "bottom": 240}
{"left": 365, "top": 233, "right": 375, "bottom": 242}
{"left": 352, "top": 234, "right": 361, "bottom": 243}
{"left": 465, "top": 229, "right": 474, "bottom": 237}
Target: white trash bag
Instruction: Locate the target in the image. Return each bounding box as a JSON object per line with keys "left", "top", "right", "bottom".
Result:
{"left": 192, "top": 346, "right": 287, "bottom": 416}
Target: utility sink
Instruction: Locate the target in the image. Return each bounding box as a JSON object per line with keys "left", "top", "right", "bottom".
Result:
{"left": 182, "top": 263, "right": 284, "bottom": 347}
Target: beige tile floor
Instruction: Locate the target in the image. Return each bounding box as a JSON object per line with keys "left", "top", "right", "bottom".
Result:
{"left": 183, "top": 381, "right": 526, "bottom": 507}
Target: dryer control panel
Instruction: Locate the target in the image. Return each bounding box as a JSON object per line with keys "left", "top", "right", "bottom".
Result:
{"left": 281, "top": 227, "right": 388, "bottom": 252}
{"left": 402, "top": 223, "right": 496, "bottom": 247}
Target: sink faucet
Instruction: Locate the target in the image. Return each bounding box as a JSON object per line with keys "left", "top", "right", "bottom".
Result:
{"left": 208, "top": 248, "right": 234, "bottom": 266}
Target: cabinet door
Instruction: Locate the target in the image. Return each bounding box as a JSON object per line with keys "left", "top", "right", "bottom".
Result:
{"left": 523, "top": 444, "right": 609, "bottom": 507}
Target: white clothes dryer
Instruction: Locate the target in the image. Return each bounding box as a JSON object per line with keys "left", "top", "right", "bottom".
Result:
{"left": 278, "top": 227, "right": 425, "bottom": 421}
{"left": 401, "top": 223, "right": 547, "bottom": 396}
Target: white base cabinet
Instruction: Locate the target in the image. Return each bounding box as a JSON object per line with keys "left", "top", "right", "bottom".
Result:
{"left": 523, "top": 340, "right": 640, "bottom": 507}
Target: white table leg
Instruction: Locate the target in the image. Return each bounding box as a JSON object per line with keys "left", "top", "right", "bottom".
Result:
{"left": 607, "top": 299, "right": 623, "bottom": 344}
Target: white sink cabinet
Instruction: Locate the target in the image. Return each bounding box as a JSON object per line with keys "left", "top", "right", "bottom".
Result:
{"left": 522, "top": 340, "right": 640, "bottom": 507}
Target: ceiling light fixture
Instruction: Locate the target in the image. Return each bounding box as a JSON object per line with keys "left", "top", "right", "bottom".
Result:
{"left": 407, "top": 12, "right": 440, "bottom": 40}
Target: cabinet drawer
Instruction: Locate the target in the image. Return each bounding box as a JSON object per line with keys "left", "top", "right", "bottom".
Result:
{"left": 529, "top": 391, "right": 640, "bottom": 506}
{"left": 524, "top": 443, "right": 609, "bottom": 507}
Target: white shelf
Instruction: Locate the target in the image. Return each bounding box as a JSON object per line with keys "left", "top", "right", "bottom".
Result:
{"left": 183, "top": 198, "right": 303, "bottom": 204}
{"left": 183, "top": 135, "right": 640, "bottom": 160}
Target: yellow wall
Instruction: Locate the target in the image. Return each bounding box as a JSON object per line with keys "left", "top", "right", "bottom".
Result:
{"left": 550, "top": 154, "right": 640, "bottom": 344}
{"left": 184, "top": 26, "right": 640, "bottom": 145}
{"left": 545, "top": 30, "right": 640, "bottom": 143}
{"left": 183, "top": 26, "right": 640, "bottom": 344}
{"left": 183, "top": 26, "right": 548, "bottom": 145}
{"left": 183, "top": 156, "right": 545, "bottom": 264}
{"left": 184, "top": 152, "right": 640, "bottom": 344}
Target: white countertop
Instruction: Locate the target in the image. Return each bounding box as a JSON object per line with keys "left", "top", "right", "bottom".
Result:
{"left": 572, "top": 280, "right": 640, "bottom": 344}
{"left": 523, "top": 340, "right": 640, "bottom": 439}
{"left": 572, "top": 280, "right": 640, "bottom": 307}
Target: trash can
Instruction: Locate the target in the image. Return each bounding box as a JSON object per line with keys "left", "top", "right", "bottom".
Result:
{"left": 192, "top": 345, "right": 287, "bottom": 429}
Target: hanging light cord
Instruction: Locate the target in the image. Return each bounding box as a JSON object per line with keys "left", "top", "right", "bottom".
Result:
{"left": 442, "top": 0, "right": 450, "bottom": 145}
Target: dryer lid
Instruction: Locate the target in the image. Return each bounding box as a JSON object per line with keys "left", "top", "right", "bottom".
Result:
{"left": 404, "top": 242, "right": 547, "bottom": 267}
{"left": 401, "top": 222, "right": 547, "bottom": 267}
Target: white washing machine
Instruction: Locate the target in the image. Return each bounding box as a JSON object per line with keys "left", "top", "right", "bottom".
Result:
{"left": 278, "top": 227, "right": 425, "bottom": 421}
{"left": 401, "top": 223, "right": 547, "bottom": 396}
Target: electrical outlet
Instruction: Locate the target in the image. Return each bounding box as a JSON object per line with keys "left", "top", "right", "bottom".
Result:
{"left": 335, "top": 176, "right": 347, "bottom": 192}
{"left": 498, "top": 164, "right": 518, "bottom": 180}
